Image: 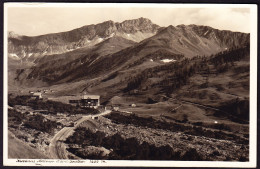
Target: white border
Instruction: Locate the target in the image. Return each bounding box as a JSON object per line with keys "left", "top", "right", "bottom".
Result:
{"left": 2, "top": 3, "right": 258, "bottom": 8}
{"left": 3, "top": 2, "right": 9, "bottom": 166}
{"left": 3, "top": 3, "right": 258, "bottom": 167}
{"left": 249, "top": 4, "right": 258, "bottom": 167}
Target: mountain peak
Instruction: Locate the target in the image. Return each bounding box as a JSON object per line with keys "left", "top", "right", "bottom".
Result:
{"left": 8, "top": 17, "right": 161, "bottom": 60}
{"left": 117, "top": 17, "right": 159, "bottom": 34}
{"left": 8, "top": 31, "right": 20, "bottom": 38}
{"left": 156, "top": 25, "right": 177, "bottom": 35}
{"left": 136, "top": 17, "right": 153, "bottom": 23}
{"left": 99, "top": 20, "right": 115, "bottom": 25}
{"left": 121, "top": 17, "right": 153, "bottom": 26}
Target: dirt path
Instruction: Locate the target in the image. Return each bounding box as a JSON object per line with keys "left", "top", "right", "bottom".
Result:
{"left": 179, "top": 99, "right": 224, "bottom": 112}
{"left": 179, "top": 99, "right": 248, "bottom": 123}
{"left": 49, "top": 127, "right": 73, "bottom": 159}
{"left": 49, "top": 110, "right": 111, "bottom": 159}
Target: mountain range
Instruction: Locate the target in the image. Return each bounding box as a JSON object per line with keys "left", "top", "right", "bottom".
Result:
{"left": 8, "top": 17, "right": 249, "bottom": 94}
{"left": 8, "top": 17, "right": 159, "bottom": 62}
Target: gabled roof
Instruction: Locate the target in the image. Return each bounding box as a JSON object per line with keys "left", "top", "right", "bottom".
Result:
{"left": 82, "top": 95, "right": 100, "bottom": 100}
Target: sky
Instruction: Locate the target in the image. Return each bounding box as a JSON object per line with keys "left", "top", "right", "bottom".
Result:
{"left": 6, "top": 4, "right": 251, "bottom": 36}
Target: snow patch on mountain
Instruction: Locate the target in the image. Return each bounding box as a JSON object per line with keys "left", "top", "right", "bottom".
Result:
{"left": 161, "top": 59, "right": 176, "bottom": 63}
{"left": 97, "top": 38, "right": 104, "bottom": 42}
{"left": 9, "top": 53, "right": 20, "bottom": 60}
{"left": 109, "top": 33, "right": 115, "bottom": 38}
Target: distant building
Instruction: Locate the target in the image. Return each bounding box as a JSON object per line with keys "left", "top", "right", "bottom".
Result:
{"left": 82, "top": 95, "right": 100, "bottom": 107}
{"left": 131, "top": 103, "right": 136, "bottom": 107}
{"left": 113, "top": 106, "right": 120, "bottom": 111}
{"left": 31, "top": 92, "right": 42, "bottom": 99}
{"left": 43, "top": 89, "right": 51, "bottom": 93}
{"left": 34, "top": 110, "right": 48, "bottom": 114}
{"left": 69, "top": 94, "right": 100, "bottom": 109}
{"left": 112, "top": 104, "right": 120, "bottom": 111}
{"left": 92, "top": 116, "right": 98, "bottom": 120}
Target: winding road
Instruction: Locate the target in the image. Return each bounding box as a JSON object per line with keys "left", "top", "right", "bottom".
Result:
{"left": 49, "top": 110, "right": 111, "bottom": 159}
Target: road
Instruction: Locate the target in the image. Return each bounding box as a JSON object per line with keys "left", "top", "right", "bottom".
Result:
{"left": 168, "top": 97, "right": 232, "bottom": 114}
{"left": 49, "top": 110, "right": 111, "bottom": 159}
{"left": 168, "top": 98, "right": 248, "bottom": 123}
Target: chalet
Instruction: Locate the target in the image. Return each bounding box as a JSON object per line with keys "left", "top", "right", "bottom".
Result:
{"left": 82, "top": 95, "right": 100, "bottom": 108}
{"left": 69, "top": 94, "right": 100, "bottom": 109}
{"left": 29, "top": 91, "right": 34, "bottom": 94}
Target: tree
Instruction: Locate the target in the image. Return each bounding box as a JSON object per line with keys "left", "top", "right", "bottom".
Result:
{"left": 182, "top": 114, "right": 188, "bottom": 123}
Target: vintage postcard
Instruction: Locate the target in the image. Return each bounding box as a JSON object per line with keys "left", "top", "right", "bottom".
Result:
{"left": 3, "top": 3, "right": 257, "bottom": 167}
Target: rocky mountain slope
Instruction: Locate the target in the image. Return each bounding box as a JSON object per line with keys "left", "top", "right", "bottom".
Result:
{"left": 8, "top": 17, "right": 159, "bottom": 62}
{"left": 12, "top": 36, "right": 136, "bottom": 86}
{"left": 15, "top": 25, "right": 248, "bottom": 85}
{"left": 8, "top": 18, "right": 249, "bottom": 92}
{"left": 146, "top": 24, "right": 249, "bottom": 57}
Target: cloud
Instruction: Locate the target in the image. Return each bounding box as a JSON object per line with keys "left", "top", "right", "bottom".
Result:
{"left": 151, "top": 8, "right": 250, "bottom": 33}
{"left": 190, "top": 8, "right": 250, "bottom": 32}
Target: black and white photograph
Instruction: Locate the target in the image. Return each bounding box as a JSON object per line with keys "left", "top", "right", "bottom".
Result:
{"left": 3, "top": 3, "right": 257, "bottom": 167}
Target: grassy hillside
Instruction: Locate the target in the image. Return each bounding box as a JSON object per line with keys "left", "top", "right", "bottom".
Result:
{"left": 12, "top": 36, "right": 136, "bottom": 86}
{"left": 11, "top": 25, "right": 249, "bottom": 88}
{"left": 30, "top": 44, "right": 250, "bottom": 131}
{"left": 8, "top": 131, "right": 49, "bottom": 159}
{"left": 86, "top": 44, "right": 250, "bottom": 131}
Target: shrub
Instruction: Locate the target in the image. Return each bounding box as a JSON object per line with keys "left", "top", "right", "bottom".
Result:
{"left": 66, "top": 127, "right": 208, "bottom": 161}
{"left": 182, "top": 148, "right": 204, "bottom": 161}
{"left": 105, "top": 112, "right": 247, "bottom": 144}
{"left": 8, "top": 95, "right": 99, "bottom": 115}
{"left": 8, "top": 109, "right": 24, "bottom": 125}
{"left": 23, "top": 114, "right": 57, "bottom": 134}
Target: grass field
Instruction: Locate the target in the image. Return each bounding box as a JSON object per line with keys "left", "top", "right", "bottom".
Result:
{"left": 8, "top": 131, "right": 49, "bottom": 159}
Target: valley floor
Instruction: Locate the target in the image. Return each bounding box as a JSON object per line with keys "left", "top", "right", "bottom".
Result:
{"left": 8, "top": 101, "right": 249, "bottom": 161}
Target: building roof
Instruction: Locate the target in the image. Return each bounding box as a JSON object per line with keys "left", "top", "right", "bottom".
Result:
{"left": 82, "top": 95, "right": 100, "bottom": 100}
{"left": 33, "top": 92, "right": 42, "bottom": 95}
